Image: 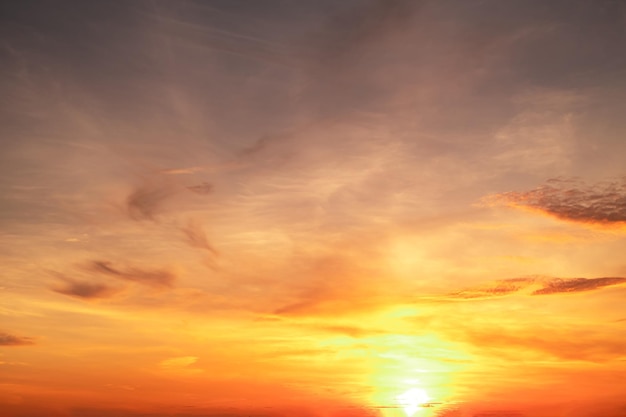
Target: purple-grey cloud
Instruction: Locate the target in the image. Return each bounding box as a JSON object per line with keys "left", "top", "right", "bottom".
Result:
{"left": 487, "top": 178, "right": 626, "bottom": 225}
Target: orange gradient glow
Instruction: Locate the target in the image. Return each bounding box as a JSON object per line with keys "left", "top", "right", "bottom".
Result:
{"left": 2, "top": 1, "right": 626, "bottom": 417}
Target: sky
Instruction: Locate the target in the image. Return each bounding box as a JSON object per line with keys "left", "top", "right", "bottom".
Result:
{"left": 1, "top": 1, "right": 626, "bottom": 416}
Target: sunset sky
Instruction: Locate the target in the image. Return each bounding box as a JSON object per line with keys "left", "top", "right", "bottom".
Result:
{"left": 2, "top": 1, "right": 626, "bottom": 416}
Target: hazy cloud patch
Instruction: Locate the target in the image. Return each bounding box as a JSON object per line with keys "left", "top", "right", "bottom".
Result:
{"left": 126, "top": 180, "right": 178, "bottom": 221}
{"left": 314, "top": 0, "right": 419, "bottom": 63}
{"left": 0, "top": 331, "right": 35, "bottom": 346}
{"left": 187, "top": 181, "right": 213, "bottom": 195}
{"left": 162, "top": 166, "right": 205, "bottom": 175}
{"left": 52, "top": 276, "right": 121, "bottom": 300}
{"left": 311, "top": 324, "right": 387, "bottom": 338}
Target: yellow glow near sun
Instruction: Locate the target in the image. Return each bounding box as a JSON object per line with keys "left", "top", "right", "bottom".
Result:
{"left": 396, "top": 388, "right": 430, "bottom": 417}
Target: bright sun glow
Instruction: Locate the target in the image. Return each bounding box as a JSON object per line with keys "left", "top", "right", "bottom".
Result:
{"left": 396, "top": 388, "right": 430, "bottom": 417}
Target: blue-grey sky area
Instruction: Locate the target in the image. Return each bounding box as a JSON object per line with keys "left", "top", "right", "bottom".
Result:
{"left": 1, "top": 1, "right": 626, "bottom": 417}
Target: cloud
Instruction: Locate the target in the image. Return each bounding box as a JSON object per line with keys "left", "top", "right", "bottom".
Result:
{"left": 88, "top": 260, "right": 176, "bottom": 288}
{"left": 315, "top": 0, "right": 418, "bottom": 62}
{"left": 187, "top": 181, "right": 213, "bottom": 195}
{"left": 0, "top": 331, "right": 35, "bottom": 346}
{"left": 486, "top": 178, "right": 626, "bottom": 225}
{"left": 450, "top": 277, "right": 536, "bottom": 299}
{"left": 180, "top": 220, "right": 219, "bottom": 270}
{"left": 450, "top": 276, "right": 626, "bottom": 299}
{"left": 126, "top": 180, "right": 177, "bottom": 221}
{"left": 180, "top": 219, "right": 219, "bottom": 260}
{"left": 52, "top": 276, "right": 121, "bottom": 299}
{"left": 532, "top": 277, "right": 626, "bottom": 295}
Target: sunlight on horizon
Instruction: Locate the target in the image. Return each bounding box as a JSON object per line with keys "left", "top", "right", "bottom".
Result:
{"left": 396, "top": 388, "right": 430, "bottom": 417}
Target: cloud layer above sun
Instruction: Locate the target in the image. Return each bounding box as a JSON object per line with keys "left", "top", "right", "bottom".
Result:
{"left": 1, "top": 1, "right": 626, "bottom": 416}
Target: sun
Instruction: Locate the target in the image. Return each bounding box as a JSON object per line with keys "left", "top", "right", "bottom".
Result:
{"left": 396, "top": 387, "right": 430, "bottom": 417}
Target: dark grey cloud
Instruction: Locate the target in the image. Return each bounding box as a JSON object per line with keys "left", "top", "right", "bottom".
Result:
{"left": 52, "top": 276, "right": 120, "bottom": 300}
{"left": 488, "top": 178, "right": 626, "bottom": 225}
{"left": 88, "top": 260, "right": 176, "bottom": 288}
{"left": 0, "top": 331, "right": 34, "bottom": 346}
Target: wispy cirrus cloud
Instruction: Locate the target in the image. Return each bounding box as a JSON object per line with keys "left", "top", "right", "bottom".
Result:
{"left": 486, "top": 178, "right": 626, "bottom": 226}
{"left": 88, "top": 260, "right": 176, "bottom": 288}
{"left": 180, "top": 220, "right": 218, "bottom": 256}
{"left": 180, "top": 219, "right": 219, "bottom": 270}
{"left": 532, "top": 277, "right": 626, "bottom": 295}
{"left": 449, "top": 277, "right": 536, "bottom": 300}
{"left": 450, "top": 276, "right": 626, "bottom": 299}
